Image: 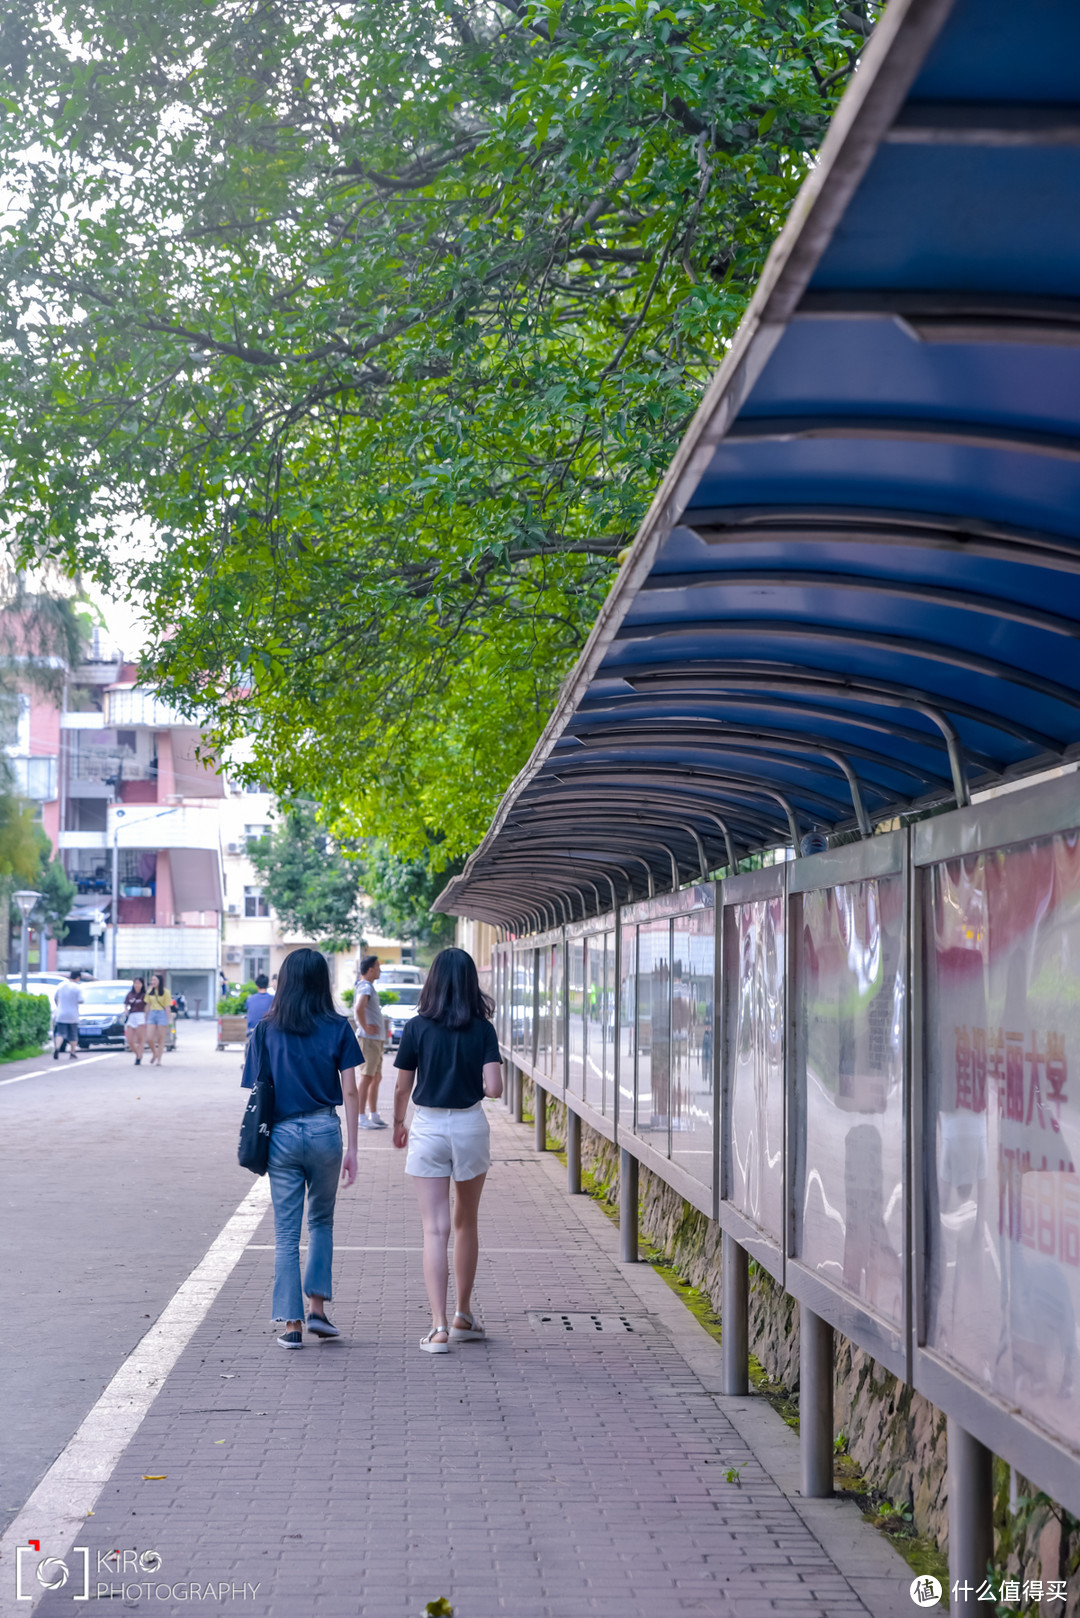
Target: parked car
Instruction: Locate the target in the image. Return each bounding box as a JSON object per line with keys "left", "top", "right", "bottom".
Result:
{"left": 381, "top": 983, "right": 422, "bottom": 1049}
{"left": 6, "top": 973, "right": 70, "bottom": 1029}
{"left": 76, "top": 979, "right": 177, "bottom": 1051}
{"left": 6, "top": 972, "right": 68, "bottom": 998}
{"left": 378, "top": 965, "right": 425, "bottom": 989}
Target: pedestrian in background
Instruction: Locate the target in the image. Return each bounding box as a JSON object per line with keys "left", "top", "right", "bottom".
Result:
{"left": 354, "top": 954, "right": 387, "bottom": 1130}
{"left": 392, "top": 947, "right": 503, "bottom": 1353}
{"left": 145, "top": 972, "right": 170, "bottom": 1066}
{"left": 53, "top": 969, "right": 83, "bottom": 1061}
{"left": 245, "top": 972, "right": 273, "bottom": 1033}
{"left": 124, "top": 976, "right": 147, "bottom": 1065}
{"left": 241, "top": 947, "right": 360, "bottom": 1349}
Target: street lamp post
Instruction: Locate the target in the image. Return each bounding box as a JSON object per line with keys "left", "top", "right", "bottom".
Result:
{"left": 12, "top": 890, "right": 43, "bottom": 993}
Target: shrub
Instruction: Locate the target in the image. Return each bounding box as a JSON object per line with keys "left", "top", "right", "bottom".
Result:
{"left": 0, "top": 984, "right": 51, "bottom": 1057}
{"left": 218, "top": 980, "right": 257, "bottom": 1016}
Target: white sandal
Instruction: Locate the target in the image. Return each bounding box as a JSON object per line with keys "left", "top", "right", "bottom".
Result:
{"left": 449, "top": 1311, "right": 485, "bottom": 1342}
{"left": 420, "top": 1325, "right": 450, "bottom": 1355}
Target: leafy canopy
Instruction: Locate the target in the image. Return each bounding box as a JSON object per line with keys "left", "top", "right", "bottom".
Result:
{"left": 247, "top": 802, "right": 363, "bottom": 950}
{"left": 361, "top": 841, "right": 462, "bottom": 953}
{"left": 1, "top": 0, "right": 873, "bottom": 860}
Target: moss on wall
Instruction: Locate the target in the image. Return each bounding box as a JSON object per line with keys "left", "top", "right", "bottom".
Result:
{"left": 514, "top": 1075, "right": 1080, "bottom": 1596}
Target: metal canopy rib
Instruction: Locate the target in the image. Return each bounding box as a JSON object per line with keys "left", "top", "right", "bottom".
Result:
{"left": 437, "top": 0, "right": 1080, "bottom": 925}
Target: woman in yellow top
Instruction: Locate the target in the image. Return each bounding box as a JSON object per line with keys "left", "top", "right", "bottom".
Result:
{"left": 145, "top": 973, "right": 171, "bottom": 1067}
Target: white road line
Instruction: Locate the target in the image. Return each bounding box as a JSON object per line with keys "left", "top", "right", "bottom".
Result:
{"left": 0, "top": 1176, "right": 271, "bottom": 1608}
{"left": 0, "top": 1052, "right": 115, "bottom": 1087}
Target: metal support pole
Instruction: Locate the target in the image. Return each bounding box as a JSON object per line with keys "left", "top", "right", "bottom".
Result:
{"left": 800, "top": 1306, "right": 834, "bottom": 1499}
{"left": 512, "top": 1064, "right": 523, "bottom": 1124}
{"left": 534, "top": 1083, "right": 547, "bottom": 1150}
{"left": 566, "top": 1108, "right": 581, "bottom": 1194}
{"left": 619, "top": 1148, "right": 638, "bottom": 1263}
{"left": 720, "top": 1232, "right": 749, "bottom": 1396}
{"left": 19, "top": 916, "right": 29, "bottom": 993}
{"left": 947, "top": 1418, "right": 994, "bottom": 1611}
{"left": 111, "top": 829, "right": 119, "bottom": 979}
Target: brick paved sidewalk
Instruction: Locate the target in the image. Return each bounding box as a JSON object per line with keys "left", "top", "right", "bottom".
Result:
{"left": 35, "top": 1096, "right": 911, "bottom": 1618}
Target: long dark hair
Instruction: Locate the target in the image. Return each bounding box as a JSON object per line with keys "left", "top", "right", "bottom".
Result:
{"left": 417, "top": 947, "right": 493, "bottom": 1030}
{"left": 267, "top": 948, "right": 336, "bottom": 1036}
{"left": 131, "top": 976, "right": 145, "bottom": 994}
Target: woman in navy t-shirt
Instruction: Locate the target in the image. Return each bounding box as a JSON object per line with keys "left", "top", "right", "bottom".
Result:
{"left": 242, "top": 948, "right": 360, "bottom": 1348}
{"left": 392, "top": 948, "right": 503, "bottom": 1353}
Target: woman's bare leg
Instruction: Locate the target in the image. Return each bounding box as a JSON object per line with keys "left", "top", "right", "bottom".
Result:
{"left": 133, "top": 1025, "right": 146, "bottom": 1061}
{"left": 413, "top": 1175, "right": 452, "bottom": 1340}
{"left": 451, "top": 1172, "right": 487, "bottom": 1321}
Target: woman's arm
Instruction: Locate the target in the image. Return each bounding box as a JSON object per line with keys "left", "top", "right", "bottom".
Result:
{"left": 482, "top": 1061, "right": 503, "bottom": 1099}
{"left": 339, "top": 1065, "right": 359, "bottom": 1186}
{"left": 392, "top": 1067, "right": 414, "bottom": 1150}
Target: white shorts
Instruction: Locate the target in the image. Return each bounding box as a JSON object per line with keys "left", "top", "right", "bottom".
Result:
{"left": 405, "top": 1102, "right": 491, "bottom": 1182}
{"left": 126, "top": 1013, "right": 146, "bottom": 1029}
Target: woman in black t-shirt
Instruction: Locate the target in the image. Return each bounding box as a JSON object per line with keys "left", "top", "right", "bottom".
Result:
{"left": 392, "top": 948, "right": 503, "bottom": 1354}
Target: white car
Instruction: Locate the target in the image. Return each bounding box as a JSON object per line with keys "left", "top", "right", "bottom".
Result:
{"left": 381, "top": 984, "right": 422, "bottom": 1049}
{"left": 7, "top": 971, "right": 69, "bottom": 996}
{"left": 6, "top": 973, "right": 71, "bottom": 1025}
{"left": 378, "top": 965, "right": 425, "bottom": 988}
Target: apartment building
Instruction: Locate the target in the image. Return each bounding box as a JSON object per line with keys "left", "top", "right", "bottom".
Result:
{"left": 50, "top": 634, "right": 225, "bottom": 1012}
{"left": 11, "top": 628, "right": 407, "bottom": 1002}
{"left": 219, "top": 791, "right": 409, "bottom": 991}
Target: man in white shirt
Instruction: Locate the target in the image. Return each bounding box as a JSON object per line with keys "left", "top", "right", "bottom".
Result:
{"left": 354, "top": 954, "right": 387, "bottom": 1129}
{"left": 53, "top": 971, "right": 83, "bottom": 1060}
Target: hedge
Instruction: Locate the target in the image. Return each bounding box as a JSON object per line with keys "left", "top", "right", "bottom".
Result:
{"left": 0, "top": 984, "right": 51, "bottom": 1057}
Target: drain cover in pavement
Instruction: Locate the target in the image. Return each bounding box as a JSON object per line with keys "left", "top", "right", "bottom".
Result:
{"left": 527, "top": 1310, "right": 653, "bottom": 1334}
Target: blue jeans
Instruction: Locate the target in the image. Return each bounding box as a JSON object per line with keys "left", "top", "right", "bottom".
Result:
{"left": 267, "top": 1109, "right": 342, "bottom": 1321}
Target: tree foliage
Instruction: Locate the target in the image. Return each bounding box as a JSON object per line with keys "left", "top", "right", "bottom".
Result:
{"left": 0, "top": 574, "right": 87, "bottom": 968}
{"left": 247, "top": 801, "right": 363, "bottom": 949}
{"left": 32, "top": 828, "right": 79, "bottom": 945}
{"left": 361, "top": 841, "right": 461, "bottom": 951}
{"left": 1, "top": 0, "right": 875, "bottom": 858}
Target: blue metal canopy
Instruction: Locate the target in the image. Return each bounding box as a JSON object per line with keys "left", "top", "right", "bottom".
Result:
{"left": 439, "top": 0, "right": 1080, "bottom": 929}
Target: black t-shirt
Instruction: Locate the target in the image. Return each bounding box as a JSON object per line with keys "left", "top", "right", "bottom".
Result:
{"left": 394, "top": 1014, "right": 500, "bottom": 1109}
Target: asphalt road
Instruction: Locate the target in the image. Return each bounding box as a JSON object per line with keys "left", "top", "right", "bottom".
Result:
{"left": 0, "top": 1020, "right": 257, "bottom": 1535}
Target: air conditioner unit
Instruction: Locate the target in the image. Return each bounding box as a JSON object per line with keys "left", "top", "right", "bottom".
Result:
{"left": 227, "top": 903, "right": 239, "bottom": 915}
{"left": 227, "top": 842, "right": 239, "bottom": 854}
{"left": 225, "top": 947, "right": 242, "bottom": 963}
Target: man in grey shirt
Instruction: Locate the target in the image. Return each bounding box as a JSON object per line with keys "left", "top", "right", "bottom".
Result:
{"left": 354, "top": 955, "right": 387, "bottom": 1129}
{"left": 53, "top": 971, "right": 83, "bottom": 1060}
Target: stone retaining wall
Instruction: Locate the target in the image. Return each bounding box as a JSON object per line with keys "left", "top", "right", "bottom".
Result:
{"left": 519, "top": 1075, "right": 1080, "bottom": 1601}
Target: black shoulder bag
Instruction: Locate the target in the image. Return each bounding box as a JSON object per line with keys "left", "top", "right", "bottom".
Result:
{"left": 238, "top": 1021, "right": 275, "bottom": 1175}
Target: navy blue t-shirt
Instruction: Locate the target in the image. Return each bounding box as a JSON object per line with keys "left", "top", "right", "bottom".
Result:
{"left": 241, "top": 1014, "right": 362, "bottom": 1122}
{"left": 394, "top": 1014, "right": 500, "bottom": 1109}
{"left": 245, "top": 990, "right": 274, "bottom": 1029}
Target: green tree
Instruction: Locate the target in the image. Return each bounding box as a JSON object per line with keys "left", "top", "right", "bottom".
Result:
{"left": 247, "top": 803, "right": 363, "bottom": 950}
{"left": 0, "top": 573, "right": 87, "bottom": 970}
{"left": 33, "top": 828, "right": 78, "bottom": 946}
{"left": 361, "top": 842, "right": 462, "bottom": 953}
{"left": 1, "top": 0, "right": 875, "bottom": 857}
